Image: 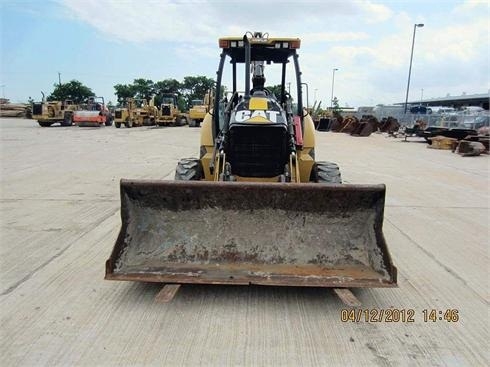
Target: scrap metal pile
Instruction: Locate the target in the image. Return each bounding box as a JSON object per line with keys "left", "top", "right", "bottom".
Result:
{"left": 401, "top": 117, "right": 489, "bottom": 156}
{"left": 329, "top": 115, "right": 400, "bottom": 136}
{"left": 0, "top": 99, "right": 30, "bottom": 118}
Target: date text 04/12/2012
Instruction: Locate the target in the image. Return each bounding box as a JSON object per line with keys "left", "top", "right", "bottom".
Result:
{"left": 340, "top": 308, "right": 460, "bottom": 323}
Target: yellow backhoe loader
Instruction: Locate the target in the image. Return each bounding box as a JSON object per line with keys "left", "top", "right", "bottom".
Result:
{"left": 114, "top": 98, "right": 158, "bottom": 128}
{"left": 156, "top": 93, "right": 188, "bottom": 126}
{"left": 106, "top": 33, "right": 397, "bottom": 292}
{"left": 188, "top": 89, "right": 214, "bottom": 127}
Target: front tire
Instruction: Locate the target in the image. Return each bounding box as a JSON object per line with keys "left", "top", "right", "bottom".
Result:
{"left": 311, "top": 161, "right": 342, "bottom": 183}
{"left": 61, "top": 112, "right": 73, "bottom": 126}
{"left": 175, "top": 158, "right": 203, "bottom": 180}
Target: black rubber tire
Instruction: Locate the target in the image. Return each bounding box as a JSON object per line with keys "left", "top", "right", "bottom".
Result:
{"left": 61, "top": 112, "right": 73, "bottom": 126}
{"left": 125, "top": 118, "right": 133, "bottom": 128}
{"left": 311, "top": 161, "right": 342, "bottom": 184}
{"left": 105, "top": 117, "right": 113, "bottom": 126}
{"left": 38, "top": 121, "right": 52, "bottom": 127}
{"left": 175, "top": 158, "right": 203, "bottom": 180}
{"left": 188, "top": 119, "right": 196, "bottom": 127}
{"left": 115, "top": 122, "right": 121, "bottom": 128}
{"left": 178, "top": 117, "right": 187, "bottom": 126}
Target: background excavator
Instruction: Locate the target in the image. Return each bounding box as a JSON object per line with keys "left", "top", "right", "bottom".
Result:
{"left": 106, "top": 32, "right": 397, "bottom": 293}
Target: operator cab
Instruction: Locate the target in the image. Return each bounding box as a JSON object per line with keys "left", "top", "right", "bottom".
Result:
{"left": 215, "top": 32, "right": 302, "bottom": 179}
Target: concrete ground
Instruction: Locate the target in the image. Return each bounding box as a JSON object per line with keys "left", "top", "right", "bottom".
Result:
{"left": 0, "top": 118, "right": 488, "bottom": 366}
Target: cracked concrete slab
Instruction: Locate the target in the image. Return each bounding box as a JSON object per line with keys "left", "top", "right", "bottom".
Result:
{"left": 0, "top": 118, "right": 488, "bottom": 366}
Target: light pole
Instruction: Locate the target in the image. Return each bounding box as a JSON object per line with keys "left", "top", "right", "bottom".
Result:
{"left": 331, "top": 68, "right": 338, "bottom": 110}
{"left": 404, "top": 23, "right": 424, "bottom": 114}
{"left": 301, "top": 82, "right": 309, "bottom": 109}
{"left": 314, "top": 88, "right": 318, "bottom": 102}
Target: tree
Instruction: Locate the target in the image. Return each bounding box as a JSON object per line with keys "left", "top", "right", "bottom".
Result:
{"left": 154, "top": 79, "right": 181, "bottom": 95}
{"left": 114, "top": 83, "right": 136, "bottom": 104}
{"left": 182, "top": 76, "right": 215, "bottom": 106}
{"left": 154, "top": 79, "right": 181, "bottom": 106}
{"left": 132, "top": 78, "right": 154, "bottom": 101}
{"left": 332, "top": 97, "right": 342, "bottom": 118}
{"left": 47, "top": 80, "right": 94, "bottom": 104}
{"left": 266, "top": 84, "right": 283, "bottom": 100}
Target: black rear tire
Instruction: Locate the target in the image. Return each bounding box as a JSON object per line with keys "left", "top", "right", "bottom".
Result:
{"left": 175, "top": 158, "right": 203, "bottom": 180}
{"left": 61, "top": 112, "right": 73, "bottom": 126}
{"left": 178, "top": 117, "right": 187, "bottom": 126}
{"left": 311, "top": 161, "right": 342, "bottom": 183}
{"left": 38, "top": 121, "right": 52, "bottom": 127}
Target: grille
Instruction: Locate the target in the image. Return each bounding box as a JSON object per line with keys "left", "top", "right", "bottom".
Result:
{"left": 162, "top": 106, "right": 171, "bottom": 116}
{"left": 115, "top": 110, "right": 122, "bottom": 119}
{"left": 33, "top": 103, "right": 43, "bottom": 115}
{"left": 227, "top": 126, "right": 289, "bottom": 178}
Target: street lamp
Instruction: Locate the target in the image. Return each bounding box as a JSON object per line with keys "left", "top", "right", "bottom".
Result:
{"left": 331, "top": 68, "right": 338, "bottom": 109}
{"left": 301, "top": 82, "right": 309, "bottom": 109}
{"left": 404, "top": 23, "right": 424, "bottom": 114}
{"left": 314, "top": 88, "right": 318, "bottom": 102}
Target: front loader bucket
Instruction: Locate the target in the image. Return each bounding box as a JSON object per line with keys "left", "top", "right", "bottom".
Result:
{"left": 106, "top": 180, "right": 397, "bottom": 288}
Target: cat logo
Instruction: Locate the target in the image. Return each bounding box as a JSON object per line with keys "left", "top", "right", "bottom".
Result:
{"left": 234, "top": 110, "right": 280, "bottom": 123}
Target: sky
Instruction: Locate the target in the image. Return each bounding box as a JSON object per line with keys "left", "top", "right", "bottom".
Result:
{"left": 1, "top": 0, "right": 489, "bottom": 107}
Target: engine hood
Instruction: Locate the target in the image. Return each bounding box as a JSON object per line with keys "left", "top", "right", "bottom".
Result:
{"left": 229, "top": 95, "right": 287, "bottom": 127}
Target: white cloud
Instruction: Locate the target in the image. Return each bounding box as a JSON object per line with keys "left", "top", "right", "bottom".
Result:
{"left": 56, "top": 0, "right": 489, "bottom": 106}
{"left": 59, "top": 0, "right": 390, "bottom": 44}
{"left": 357, "top": 1, "right": 394, "bottom": 23}
{"left": 60, "top": 0, "right": 221, "bottom": 43}
{"left": 300, "top": 32, "right": 370, "bottom": 43}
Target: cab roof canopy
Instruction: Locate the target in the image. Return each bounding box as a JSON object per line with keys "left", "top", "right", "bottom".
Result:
{"left": 218, "top": 36, "right": 301, "bottom": 64}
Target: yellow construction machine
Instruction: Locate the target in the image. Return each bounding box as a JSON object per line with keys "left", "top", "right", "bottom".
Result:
{"left": 106, "top": 32, "right": 397, "bottom": 291}
{"left": 156, "top": 93, "right": 188, "bottom": 126}
{"left": 188, "top": 89, "right": 214, "bottom": 127}
{"left": 32, "top": 94, "right": 78, "bottom": 127}
{"left": 114, "top": 98, "right": 158, "bottom": 128}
